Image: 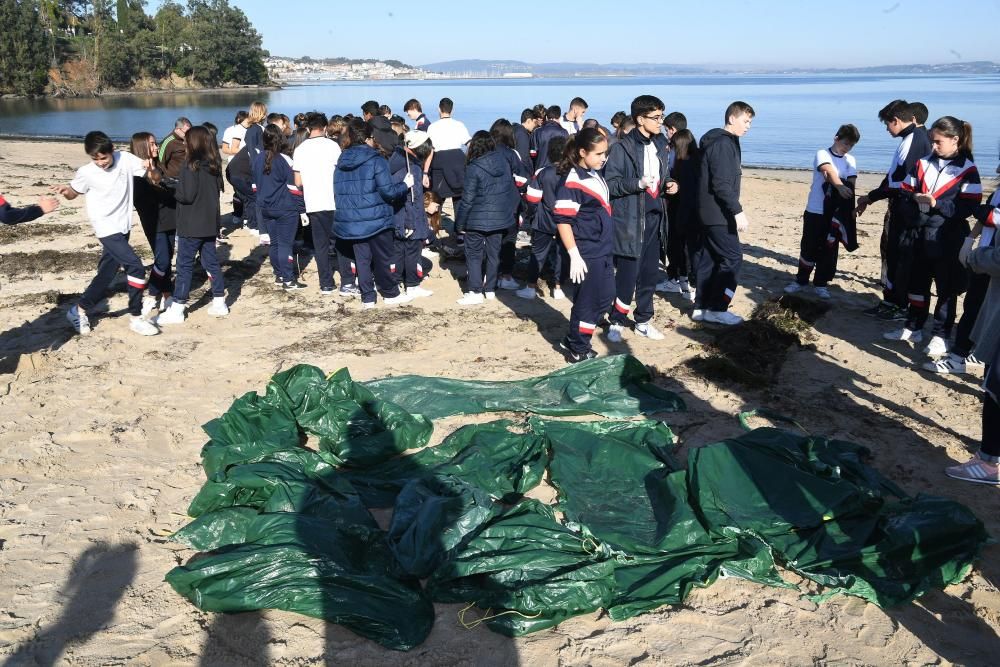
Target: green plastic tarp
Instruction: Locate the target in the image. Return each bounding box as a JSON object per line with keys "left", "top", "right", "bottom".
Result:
{"left": 364, "top": 354, "right": 684, "bottom": 419}
{"left": 340, "top": 419, "right": 548, "bottom": 508}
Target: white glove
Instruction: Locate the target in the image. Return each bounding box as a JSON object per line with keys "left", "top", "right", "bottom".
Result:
{"left": 403, "top": 172, "right": 415, "bottom": 188}
{"left": 300, "top": 213, "right": 310, "bottom": 226}
{"left": 568, "top": 246, "right": 588, "bottom": 284}
{"left": 959, "top": 236, "right": 975, "bottom": 266}
{"left": 734, "top": 211, "right": 749, "bottom": 232}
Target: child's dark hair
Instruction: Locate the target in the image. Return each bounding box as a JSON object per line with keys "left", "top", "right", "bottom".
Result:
{"left": 262, "top": 123, "right": 285, "bottom": 175}
{"left": 557, "top": 127, "right": 606, "bottom": 175}
{"left": 909, "top": 101, "right": 929, "bottom": 125}
{"left": 547, "top": 136, "right": 567, "bottom": 166}
{"left": 439, "top": 97, "right": 454, "bottom": 114}
{"left": 520, "top": 108, "right": 535, "bottom": 123}
{"left": 344, "top": 118, "right": 373, "bottom": 148}
{"left": 466, "top": 130, "right": 495, "bottom": 164}
{"left": 930, "top": 116, "right": 974, "bottom": 160}
{"left": 234, "top": 110, "right": 248, "bottom": 125}
{"left": 327, "top": 115, "right": 345, "bottom": 139}
{"left": 404, "top": 98, "right": 422, "bottom": 112}
{"left": 201, "top": 121, "right": 218, "bottom": 137}
{"left": 290, "top": 126, "right": 310, "bottom": 153}
{"left": 630, "top": 95, "right": 664, "bottom": 122}
{"left": 185, "top": 126, "right": 221, "bottom": 176}
{"left": 84, "top": 130, "right": 114, "bottom": 157}
{"left": 361, "top": 100, "right": 380, "bottom": 117}
{"left": 569, "top": 96, "right": 588, "bottom": 110}
{"left": 266, "top": 112, "right": 282, "bottom": 125}
{"left": 877, "top": 99, "right": 912, "bottom": 123}
{"left": 545, "top": 105, "right": 561, "bottom": 120}
{"left": 724, "top": 101, "right": 755, "bottom": 124}
{"left": 294, "top": 112, "right": 307, "bottom": 129}
{"left": 379, "top": 104, "right": 392, "bottom": 117}
{"left": 664, "top": 111, "right": 687, "bottom": 131}
{"left": 489, "top": 118, "right": 515, "bottom": 149}
{"left": 670, "top": 129, "right": 698, "bottom": 161}
{"left": 409, "top": 140, "right": 433, "bottom": 163}
{"left": 610, "top": 111, "right": 627, "bottom": 128}
{"left": 835, "top": 124, "right": 861, "bottom": 144}
{"left": 306, "top": 111, "right": 328, "bottom": 132}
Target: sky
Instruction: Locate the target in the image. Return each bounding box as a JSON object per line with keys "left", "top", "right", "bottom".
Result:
{"left": 154, "top": 0, "right": 1000, "bottom": 67}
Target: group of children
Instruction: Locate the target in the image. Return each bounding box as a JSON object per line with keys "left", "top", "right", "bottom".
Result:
{"left": 2, "top": 90, "right": 998, "bottom": 485}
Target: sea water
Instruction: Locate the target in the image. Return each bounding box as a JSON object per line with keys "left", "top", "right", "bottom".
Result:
{"left": 1, "top": 74, "right": 998, "bottom": 171}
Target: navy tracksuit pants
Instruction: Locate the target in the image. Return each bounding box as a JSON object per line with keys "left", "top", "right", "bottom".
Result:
{"left": 173, "top": 236, "right": 225, "bottom": 304}
{"left": 148, "top": 230, "right": 175, "bottom": 298}
{"left": 567, "top": 255, "right": 615, "bottom": 355}
{"left": 80, "top": 232, "right": 147, "bottom": 317}
{"left": 526, "top": 231, "right": 564, "bottom": 286}
{"left": 308, "top": 210, "right": 339, "bottom": 291}
{"left": 610, "top": 209, "right": 662, "bottom": 327}
{"left": 262, "top": 210, "right": 299, "bottom": 283}
{"left": 795, "top": 211, "right": 838, "bottom": 287}
{"left": 337, "top": 228, "right": 400, "bottom": 304}
{"left": 692, "top": 224, "right": 742, "bottom": 311}
{"left": 465, "top": 229, "right": 504, "bottom": 294}
{"left": 395, "top": 236, "right": 426, "bottom": 288}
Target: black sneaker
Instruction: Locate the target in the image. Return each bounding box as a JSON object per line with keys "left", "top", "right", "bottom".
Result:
{"left": 558, "top": 338, "right": 598, "bottom": 364}
{"left": 862, "top": 300, "right": 892, "bottom": 317}
{"left": 876, "top": 304, "right": 907, "bottom": 321}
{"left": 283, "top": 280, "right": 307, "bottom": 291}
{"left": 274, "top": 276, "right": 284, "bottom": 288}
{"left": 339, "top": 284, "right": 361, "bottom": 298}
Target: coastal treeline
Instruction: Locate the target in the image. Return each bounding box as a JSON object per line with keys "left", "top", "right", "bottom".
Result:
{"left": 0, "top": 0, "right": 268, "bottom": 96}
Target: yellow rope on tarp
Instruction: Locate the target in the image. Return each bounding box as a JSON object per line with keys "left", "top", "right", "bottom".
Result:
{"left": 457, "top": 601, "right": 542, "bottom": 629}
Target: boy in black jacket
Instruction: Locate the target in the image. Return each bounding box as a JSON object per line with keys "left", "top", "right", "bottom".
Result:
{"left": 604, "top": 95, "right": 677, "bottom": 342}
{"left": 692, "top": 101, "right": 754, "bottom": 326}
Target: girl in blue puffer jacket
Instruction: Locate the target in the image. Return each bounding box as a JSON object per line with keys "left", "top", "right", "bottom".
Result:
{"left": 334, "top": 118, "right": 414, "bottom": 307}
{"left": 455, "top": 131, "right": 518, "bottom": 305}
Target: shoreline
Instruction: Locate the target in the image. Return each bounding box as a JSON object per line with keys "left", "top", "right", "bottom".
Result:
{"left": 1, "top": 84, "right": 280, "bottom": 102}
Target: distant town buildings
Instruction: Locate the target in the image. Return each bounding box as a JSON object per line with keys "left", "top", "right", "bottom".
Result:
{"left": 264, "top": 57, "right": 446, "bottom": 81}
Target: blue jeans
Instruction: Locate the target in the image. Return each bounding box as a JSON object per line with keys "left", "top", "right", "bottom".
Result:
{"left": 173, "top": 236, "right": 224, "bottom": 304}
{"left": 80, "top": 232, "right": 147, "bottom": 316}
{"left": 148, "top": 230, "right": 175, "bottom": 297}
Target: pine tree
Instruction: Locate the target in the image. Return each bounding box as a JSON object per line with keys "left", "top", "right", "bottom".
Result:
{"left": 0, "top": 0, "right": 52, "bottom": 95}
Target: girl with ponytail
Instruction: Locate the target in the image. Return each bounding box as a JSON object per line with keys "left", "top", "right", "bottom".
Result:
{"left": 884, "top": 116, "right": 983, "bottom": 360}
{"left": 551, "top": 127, "right": 615, "bottom": 362}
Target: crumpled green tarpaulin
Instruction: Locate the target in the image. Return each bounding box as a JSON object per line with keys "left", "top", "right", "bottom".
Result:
{"left": 165, "top": 358, "right": 989, "bottom": 651}
{"left": 364, "top": 353, "right": 684, "bottom": 419}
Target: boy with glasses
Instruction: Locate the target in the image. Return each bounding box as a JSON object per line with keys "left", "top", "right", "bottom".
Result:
{"left": 604, "top": 95, "right": 677, "bottom": 342}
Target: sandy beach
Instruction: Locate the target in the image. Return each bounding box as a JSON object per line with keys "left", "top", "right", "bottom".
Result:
{"left": 0, "top": 138, "right": 997, "bottom": 666}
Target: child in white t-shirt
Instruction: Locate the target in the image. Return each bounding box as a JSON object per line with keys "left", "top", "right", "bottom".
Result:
{"left": 52, "top": 131, "right": 160, "bottom": 336}
{"left": 784, "top": 124, "right": 860, "bottom": 299}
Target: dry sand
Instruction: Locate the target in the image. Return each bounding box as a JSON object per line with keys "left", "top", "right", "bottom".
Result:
{"left": 0, "top": 139, "right": 997, "bottom": 666}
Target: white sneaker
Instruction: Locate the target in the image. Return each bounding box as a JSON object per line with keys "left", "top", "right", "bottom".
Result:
{"left": 457, "top": 292, "right": 485, "bottom": 305}
{"left": 497, "top": 277, "right": 520, "bottom": 290}
{"left": 607, "top": 324, "right": 624, "bottom": 343}
{"left": 691, "top": 309, "right": 705, "bottom": 322}
{"left": 656, "top": 278, "right": 682, "bottom": 293}
{"left": 160, "top": 296, "right": 173, "bottom": 311}
{"left": 485, "top": 291, "right": 496, "bottom": 300}
{"left": 813, "top": 286, "right": 831, "bottom": 299}
{"left": 923, "top": 335, "right": 948, "bottom": 357}
{"left": 785, "top": 282, "right": 807, "bottom": 294}
{"left": 683, "top": 289, "right": 696, "bottom": 303}
{"left": 66, "top": 305, "right": 91, "bottom": 335}
{"left": 207, "top": 297, "right": 230, "bottom": 317}
{"left": 552, "top": 287, "right": 566, "bottom": 300}
{"left": 362, "top": 301, "right": 376, "bottom": 310}
{"left": 141, "top": 295, "right": 157, "bottom": 318}
{"left": 259, "top": 233, "right": 270, "bottom": 246}
{"left": 635, "top": 322, "right": 665, "bottom": 340}
{"left": 883, "top": 327, "right": 922, "bottom": 343}
{"left": 515, "top": 286, "right": 537, "bottom": 300}
{"left": 421, "top": 247, "right": 439, "bottom": 260}
{"left": 407, "top": 285, "right": 434, "bottom": 298}
{"left": 923, "top": 352, "right": 971, "bottom": 374}
{"left": 703, "top": 310, "right": 744, "bottom": 326}
{"left": 129, "top": 316, "right": 160, "bottom": 336}
{"left": 249, "top": 228, "right": 260, "bottom": 237}
{"left": 383, "top": 292, "right": 414, "bottom": 305}
{"left": 156, "top": 301, "right": 186, "bottom": 325}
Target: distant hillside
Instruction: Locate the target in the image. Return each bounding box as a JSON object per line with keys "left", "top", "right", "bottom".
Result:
{"left": 421, "top": 59, "right": 1000, "bottom": 76}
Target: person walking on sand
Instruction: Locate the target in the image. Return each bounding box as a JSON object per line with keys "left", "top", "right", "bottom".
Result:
{"left": 52, "top": 131, "right": 160, "bottom": 337}
{"left": 692, "top": 101, "right": 755, "bottom": 326}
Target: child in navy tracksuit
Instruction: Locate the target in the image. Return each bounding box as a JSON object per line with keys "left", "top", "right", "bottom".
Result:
{"left": 389, "top": 132, "right": 434, "bottom": 297}
{"left": 886, "top": 116, "right": 982, "bottom": 356}
{"left": 552, "top": 128, "right": 615, "bottom": 362}
{"left": 519, "top": 136, "right": 569, "bottom": 300}
{"left": 252, "top": 124, "right": 306, "bottom": 289}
